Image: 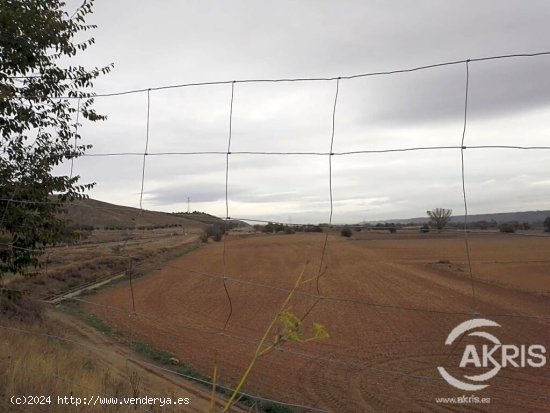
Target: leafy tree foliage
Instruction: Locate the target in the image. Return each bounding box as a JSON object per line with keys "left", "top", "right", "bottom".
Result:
{"left": 426, "top": 208, "right": 452, "bottom": 230}
{"left": 0, "top": 0, "right": 112, "bottom": 278}
{"left": 544, "top": 216, "right": 550, "bottom": 233}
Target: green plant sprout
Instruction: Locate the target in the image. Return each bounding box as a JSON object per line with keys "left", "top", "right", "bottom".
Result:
{"left": 217, "top": 262, "right": 329, "bottom": 412}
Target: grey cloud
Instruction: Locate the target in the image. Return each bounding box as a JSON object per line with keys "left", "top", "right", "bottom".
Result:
{"left": 61, "top": 0, "right": 550, "bottom": 222}
{"left": 147, "top": 186, "right": 226, "bottom": 205}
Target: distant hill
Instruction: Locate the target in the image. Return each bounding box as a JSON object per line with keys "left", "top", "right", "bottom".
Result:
{"left": 373, "top": 210, "right": 550, "bottom": 225}
{"left": 449, "top": 210, "right": 550, "bottom": 224}
{"left": 62, "top": 198, "right": 206, "bottom": 230}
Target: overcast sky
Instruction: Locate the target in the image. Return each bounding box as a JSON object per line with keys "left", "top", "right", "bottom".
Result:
{"left": 60, "top": 0, "right": 550, "bottom": 223}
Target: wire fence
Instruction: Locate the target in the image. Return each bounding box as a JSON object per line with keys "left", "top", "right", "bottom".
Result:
{"left": 2, "top": 52, "right": 550, "bottom": 411}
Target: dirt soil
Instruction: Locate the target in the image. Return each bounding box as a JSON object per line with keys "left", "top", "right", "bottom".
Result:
{"left": 85, "top": 232, "right": 550, "bottom": 412}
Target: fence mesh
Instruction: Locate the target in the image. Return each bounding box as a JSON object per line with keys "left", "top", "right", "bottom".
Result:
{"left": 2, "top": 52, "right": 550, "bottom": 411}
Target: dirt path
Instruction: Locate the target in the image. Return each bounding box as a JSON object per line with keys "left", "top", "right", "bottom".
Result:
{"left": 47, "top": 310, "right": 247, "bottom": 413}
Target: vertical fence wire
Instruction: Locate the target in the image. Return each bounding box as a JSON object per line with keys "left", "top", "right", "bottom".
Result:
{"left": 439, "top": 59, "right": 478, "bottom": 376}
{"left": 302, "top": 77, "right": 340, "bottom": 323}
{"left": 132, "top": 88, "right": 151, "bottom": 319}
{"left": 69, "top": 97, "right": 81, "bottom": 180}
{"left": 316, "top": 77, "right": 340, "bottom": 293}
{"left": 213, "top": 80, "right": 237, "bottom": 396}
{"left": 139, "top": 89, "right": 151, "bottom": 210}
{"left": 460, "top": 60, "right": 478, "bottom": 315}
{"left": 222, "top": 81, "right": 236, "bottom": 331}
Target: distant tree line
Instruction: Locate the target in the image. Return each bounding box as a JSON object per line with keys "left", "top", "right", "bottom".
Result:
{"left": 217, "top": 214, "right": 550, "bottom": 239}
{"left": 172, "top": 211, "right": 210, "bottom": 216}
{"left": 256, "top": 222, "right": 324, "bottom": 234}
{"left": 102, "top": 223, "right": 184, "bottom": 231}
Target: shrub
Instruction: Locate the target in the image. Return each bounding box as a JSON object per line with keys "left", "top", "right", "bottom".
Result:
{"left": 545, "top": 216, "right": 550, "bottom": 232}
{"left": 304, "top": 225, "right": 323, "bottom": 233}
{"left": 499, "top": 223, "right": 516, "bottom": 233}
{"left": 420, "top": 225, "right": 430, "bottom": 233}
{"left": 206, "top": 223, "right": 224, "bottom": 239}
{"left": 388, "top": 226, "right": 397, "bottom": 234}
{"left": 205, "top": 225, "right": 214, "bottom": 237}
{"left": 340, "top": 227, "right": 352, "bottom": 238}
{"left": 200, "top": 233, "right": 208, "bottom": 243}
{"left": 264, "top": 222, "right": 285, "bottom": 233}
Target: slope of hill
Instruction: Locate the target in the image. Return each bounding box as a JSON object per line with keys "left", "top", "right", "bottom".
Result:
{"left": 171, "top": 212, "right": 250, "bottom": 227}
{"left": 62, "top": 198, "right": 207, "bottom": 229}
{"left": 171, "top": 211, "right": 224, "bottom": 225}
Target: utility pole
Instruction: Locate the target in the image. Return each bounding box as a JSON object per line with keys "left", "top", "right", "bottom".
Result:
{"left": 187, "top": 197, "right": 190, "bottom": 213}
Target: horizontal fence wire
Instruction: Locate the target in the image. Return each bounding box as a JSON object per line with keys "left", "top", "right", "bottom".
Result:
{"left": 1, "top": 237, "right": 544, "bottom": 321}
{"left": 66, "top": 145, "right": 550, "bottom": 157}
{"left": 2, "top": 244, "right": 547, "bottom": 321}
{"left": 131, "top": 262, "right": 550, "bottom": 320}
{"left": 66, "top": 290, "right": 548, "bottom": 386}
{"left": 47, "top": 261, "right": 550, "bottom": 332}
{"left": 12, "top": 51, "right": 550, "bottom": 99}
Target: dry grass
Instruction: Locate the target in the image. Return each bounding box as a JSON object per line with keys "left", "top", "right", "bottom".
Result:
{"left": 4, "top": 228, "right": 202, "bottom": 301}
{"left": 0, "top": 320, "right": 187, "bottom": 413}
{"left": 63, "top": 198, "right": 205, "bottom": 230}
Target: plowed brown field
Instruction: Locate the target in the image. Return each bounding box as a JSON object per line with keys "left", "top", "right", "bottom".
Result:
{"left": 86, "top": 232, "right": 550, "bottom": 412}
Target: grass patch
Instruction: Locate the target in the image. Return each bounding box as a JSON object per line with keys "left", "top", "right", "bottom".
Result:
{"left": 129, "top": 339, "right": 214, "bottom": 383}
{"left": 81, "top": 312, "right": 123, "bottom": 338}
{"left": 63, "top": 302, "right": 122, "bottom": 339}
{"left": 231, "top": 394, "right": 295, "bottom": 413}
{"left": 130, "top": 340, "right": 174, "bottom": 365}
{"left": 259, "top": 403, "right": 295, "bottom": 413}
{"left": 129, "top": 340, "right": 215, "bottom": 386}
